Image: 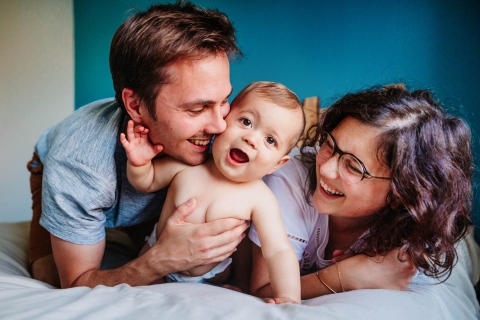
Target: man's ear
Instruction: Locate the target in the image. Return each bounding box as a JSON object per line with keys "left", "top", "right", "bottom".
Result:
{"left": 267, "top": 155, "right": 290, "bottom": 174}
{"left": 122, "top": 88, "right": 144, "bottom": 123}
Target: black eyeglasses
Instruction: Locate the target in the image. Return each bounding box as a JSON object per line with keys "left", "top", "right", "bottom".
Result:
{"left": 316, "top": 131, "right": 391, "bottom": 184}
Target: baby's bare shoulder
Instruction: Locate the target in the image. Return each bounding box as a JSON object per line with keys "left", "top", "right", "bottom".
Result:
{"left": 252, "top": 178, "right": 275, "bottom": 193}
{"left": 172, "top": 164, "right": 213, "bottom": 184}
{"left": 249, "top": 180, "right": 278, "bottom": 204}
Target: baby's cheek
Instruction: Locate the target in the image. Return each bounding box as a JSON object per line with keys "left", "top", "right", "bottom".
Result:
{"left": 221, "top": 103, "right": 231, "bottom": 119}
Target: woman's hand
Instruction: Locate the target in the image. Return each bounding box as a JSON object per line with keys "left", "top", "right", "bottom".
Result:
{"left": 341, "top": 249, "right": 416, "bottom": 291}
{"left": 300, "top": 248, "right": 416, "bottom": 299}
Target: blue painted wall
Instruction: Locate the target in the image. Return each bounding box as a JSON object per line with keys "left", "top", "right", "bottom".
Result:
{"left": 74, "top": 0, "right": 480, "bottom": 239}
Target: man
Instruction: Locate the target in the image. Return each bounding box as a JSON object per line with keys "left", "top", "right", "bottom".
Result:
{"left": 28, "top": 1, "right": 249, "bottom": 289}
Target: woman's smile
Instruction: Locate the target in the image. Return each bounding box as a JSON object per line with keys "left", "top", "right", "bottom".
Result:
{"left": 319, "top": 178, "right": 344, "bottom": 196}
{"left": 312, "top": 117, "right": 391, "bottom": 218}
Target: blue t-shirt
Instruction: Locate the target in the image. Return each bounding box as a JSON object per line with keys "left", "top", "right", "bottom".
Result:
{"left": 37, "top": 99, "right": 167, "bottom": 245}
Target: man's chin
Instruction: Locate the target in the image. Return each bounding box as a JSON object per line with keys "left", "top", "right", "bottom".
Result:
{"left": 172, "top": 151, "right": 208, "bottom": 166}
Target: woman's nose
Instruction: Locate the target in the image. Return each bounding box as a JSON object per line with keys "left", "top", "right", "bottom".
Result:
{"left": 317, "top": 153, "right": 340, "bottom": 179}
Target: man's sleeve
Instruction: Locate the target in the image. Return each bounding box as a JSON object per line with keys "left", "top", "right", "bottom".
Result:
{"left": 40, "top": 155, "right": 116, "bottom": 245}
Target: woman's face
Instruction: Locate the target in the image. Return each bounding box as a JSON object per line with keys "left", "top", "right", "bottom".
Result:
{"left": 312, "top": 116, "right": 392, "bottom": 220}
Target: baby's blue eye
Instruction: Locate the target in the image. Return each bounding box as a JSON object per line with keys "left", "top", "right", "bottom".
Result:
{"left": 266, "top": 136, "right": 276, "bottom": 145}
{"left": 241, "top": 118, "right": 252, "bottom": 127}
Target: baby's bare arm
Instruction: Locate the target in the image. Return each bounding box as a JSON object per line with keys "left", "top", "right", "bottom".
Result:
{"left": 250, "top": 190, "right": 301, "bottom": 304}
{"left": 127, "top": 157, "right": 190, "bottom": 193}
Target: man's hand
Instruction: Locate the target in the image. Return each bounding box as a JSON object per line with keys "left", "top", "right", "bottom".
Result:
{"left": 51, "top": 198, "right": 249, "bottom": 288}
{"left": 120, "top": 120, "right": 164, "bottom": 166}
{"left": 148, "top": 198, "right": 249, "bottom": 276}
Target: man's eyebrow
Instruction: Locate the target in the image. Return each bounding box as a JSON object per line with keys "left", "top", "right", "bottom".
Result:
{"left": 180, "top": 87, "right": 233, "bottom": 109}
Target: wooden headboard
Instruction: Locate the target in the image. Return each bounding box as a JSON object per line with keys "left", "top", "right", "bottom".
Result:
{"left": 297, "top": 96, "right": 320, "bottom": 146}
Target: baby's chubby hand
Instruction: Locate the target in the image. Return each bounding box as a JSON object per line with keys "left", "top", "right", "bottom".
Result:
{"left": 120, "top": 120, "right": 164, "bottom": 166}
{"left": 266, "top": 297, "right": 300, "bottom": 305}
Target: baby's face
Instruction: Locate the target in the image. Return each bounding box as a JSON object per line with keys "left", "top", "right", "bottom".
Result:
{"left": 212, "top": 92, "right": 303, "bottom": 182}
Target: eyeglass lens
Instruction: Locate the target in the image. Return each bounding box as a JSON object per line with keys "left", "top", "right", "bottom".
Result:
{"left": 317, "top": 132, "right": 365, "bottom": 184}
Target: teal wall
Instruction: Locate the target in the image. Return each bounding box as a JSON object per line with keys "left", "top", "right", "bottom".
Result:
{"left": 74, "top": 0, "right": 480, "bottom": 239}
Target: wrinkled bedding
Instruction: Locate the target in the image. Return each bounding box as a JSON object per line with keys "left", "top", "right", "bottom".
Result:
{"left": 0, "top": 221, "right": 478, "bottom": 319}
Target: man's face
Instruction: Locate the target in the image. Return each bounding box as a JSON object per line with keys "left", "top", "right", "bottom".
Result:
{"left": 141, "top": 53, "right": 232, "bottom": 165}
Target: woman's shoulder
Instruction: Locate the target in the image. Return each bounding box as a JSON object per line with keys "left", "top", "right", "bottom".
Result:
{"left": 262, "top": 148, "right": 315, "bottom": 217}
{"left": 265, "top": 148, "right": 311, "bottom": 185}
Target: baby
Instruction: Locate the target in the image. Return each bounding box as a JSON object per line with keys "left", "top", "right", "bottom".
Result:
{"left": 121, "top": 81, "right": 305, "bottom": 304}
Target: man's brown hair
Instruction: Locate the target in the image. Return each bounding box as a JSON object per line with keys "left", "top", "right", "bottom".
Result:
{"left": 110, "top": 1, "right": 242, "bottom": 119}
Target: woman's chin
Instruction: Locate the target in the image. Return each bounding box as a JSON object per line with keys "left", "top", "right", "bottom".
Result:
{"left": 314, "top": 187, "right": 350, "bottom": 217}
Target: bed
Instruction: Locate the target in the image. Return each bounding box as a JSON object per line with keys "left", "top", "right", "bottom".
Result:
{"left": 0, "top": 221, "right": 478, "bottom": 319}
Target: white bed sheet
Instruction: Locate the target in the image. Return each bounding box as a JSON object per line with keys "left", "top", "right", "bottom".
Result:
{"left": 0, "top": 221, "right": 478, "bottom": 320}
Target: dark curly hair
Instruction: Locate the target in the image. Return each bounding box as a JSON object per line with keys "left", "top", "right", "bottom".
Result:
{"left": 300, "top": 84, "right": 474, "bottom": 279}
{"left": 109, "top": 1, "right": 242, "bottom": 119}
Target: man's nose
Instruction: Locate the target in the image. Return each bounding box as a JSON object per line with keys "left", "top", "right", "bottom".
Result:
{"left": 205, "top": 106, "right": 227, "bottom": 134}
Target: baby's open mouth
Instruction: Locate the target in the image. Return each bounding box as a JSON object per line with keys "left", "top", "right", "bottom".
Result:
{"left": 230, "top": 148, "right": 249, "bottom": 163}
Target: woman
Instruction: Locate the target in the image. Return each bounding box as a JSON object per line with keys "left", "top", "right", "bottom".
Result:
{"left": 250, "top": 84, "right": 473, "bottom": 299}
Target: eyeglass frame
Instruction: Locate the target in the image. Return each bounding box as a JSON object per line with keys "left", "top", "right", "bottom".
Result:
{"left": 316, "top": 130, "right": 391, "bottom": 183}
